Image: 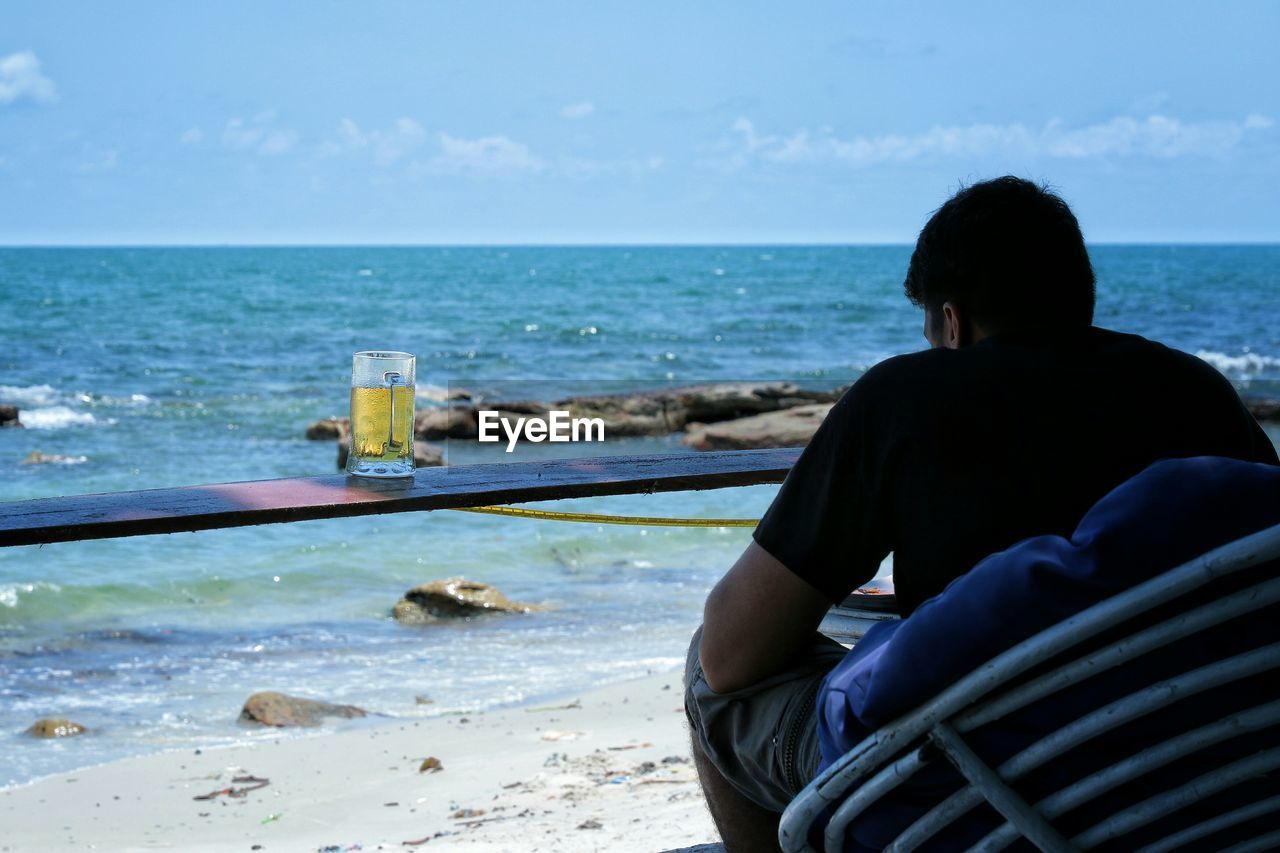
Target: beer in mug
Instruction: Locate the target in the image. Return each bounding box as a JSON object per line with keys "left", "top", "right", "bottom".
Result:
{"left": 347, "top": 351, "right": 415, "bottom": 477}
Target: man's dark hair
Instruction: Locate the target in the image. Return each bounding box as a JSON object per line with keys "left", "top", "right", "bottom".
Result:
{"left": 904, "top": 176, "right": 1096, "bottom": 334}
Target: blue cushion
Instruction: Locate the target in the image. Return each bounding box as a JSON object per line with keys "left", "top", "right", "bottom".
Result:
{"left": 815, "top": 456, "right": 1280, "bottom": 851}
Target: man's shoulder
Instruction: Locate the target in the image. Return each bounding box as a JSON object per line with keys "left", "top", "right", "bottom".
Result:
{"left": 1083, "top": 327, "right": 1240, "bottom": 390}
{"left": 850, "top": 348, "right": 949, "bottom": 392}
{"left": 856, "top": 327, "right": 1224, "bottom": 380}
{"left": 1085, "top": 325, "right": 1192, "bottom": 359}
{"left": 823, "top": 349, "right": 956, "bottom": 436}
{"left": 838, "top": 326, "right": 1237, "bottom": 418}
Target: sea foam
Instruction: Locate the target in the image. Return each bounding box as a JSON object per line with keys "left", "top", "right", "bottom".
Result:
{"left": 0, "top": 582, "right": 62, "bottom": 609}
{"left": 18, "top": 406, "right": 100, "bottom": 429}
{"left": 1196, "top": 350, "right": 1280, "bottom": 376}
{"left": 0, "top": 384, "right": 60, "bottom": 407}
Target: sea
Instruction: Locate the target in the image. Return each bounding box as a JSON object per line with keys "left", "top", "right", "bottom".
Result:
{"left": 1, "top": 245, "right": 1278, "bottom": 788}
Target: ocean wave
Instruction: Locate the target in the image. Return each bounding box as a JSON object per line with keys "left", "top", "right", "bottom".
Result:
{"left": 0, "top": 384, "right": 60, "bottom": 407}
{"left": 17, "top": 406, "right": 102, "bottom": 430}
{"left": 1196, "top": 350, "right": 1280, "bottom": 375}
{"left": 0, "top": 582, "right": 62, "bottom": 609}
{"left": 75, "top": 392, "right": 152, "bottom": 406}
{"left": 1, "top": 385, "right": 152, "bottom": 411}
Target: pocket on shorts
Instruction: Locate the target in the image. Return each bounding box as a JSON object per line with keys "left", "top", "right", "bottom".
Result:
{"left": 775, "top": 677, "right": 823, "bottom": 796}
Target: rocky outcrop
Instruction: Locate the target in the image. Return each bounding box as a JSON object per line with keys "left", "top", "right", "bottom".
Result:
{"left": 556, "top": 382, "right": 839, "bottom": 438}
{"left": 557, "top": 394, "right": 672, "bottom": 437}
{"left": 671, "top": 382, "right": 840, "bottom": 424}
{"left": 0, "top": 405, "right": 20, "bottom": 428}
{"left": 305, "top": 417, "right": 347, "bottom": 440}
{"left": 413, "top": 443, "right": 445, "bottom": 468}
{"left": 26, "top": 718, "right": 86, "bottom": 738}
{"left": 1246, "top": 397, "right": 1280, "bottom": 422}
{"left": 336, "top": 437, "right": 444, "bottom": 470}
{"left": 239, "top": 691, "right": 367, "bottom": 727}
{"left": 418, "top": 386, "right": 474, "bottom": 403}
{"left": 448, "top": 382, "right": 840, "bottom": 442}
{"left": 683, "top": 403, "right": 834, "bottom": 451}
{"left": 306, "top": 382, "right": 844, "bottom": 449}
{"left": 392, "top": 578, "right": 540, "bottom": 624}
{"left": 414, "top": 407, "right": 479, "bottom": 440}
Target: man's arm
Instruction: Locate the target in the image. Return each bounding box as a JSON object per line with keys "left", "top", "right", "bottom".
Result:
{"left": 699, "top": 541, "right": 834, "bottom": 694}
{"left": 699, "top": 377, "right": 889, "bottom": 693}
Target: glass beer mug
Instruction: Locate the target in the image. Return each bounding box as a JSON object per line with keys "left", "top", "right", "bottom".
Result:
{"left": 347, "top": 351, "right": 415, "bottom": 477}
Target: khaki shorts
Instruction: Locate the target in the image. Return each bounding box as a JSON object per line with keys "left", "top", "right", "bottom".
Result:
{"left": 683, "top": 626, "right": 849, "bottom": 812}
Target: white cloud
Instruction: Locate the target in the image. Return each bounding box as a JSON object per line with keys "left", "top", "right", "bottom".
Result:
{"left": 77, "top": 149, "right": 119, "bottom": 172}
{"left": 425, "top": 133, "right": 544, "bottom": 175}
{"left": 730, "top": 117, "right": 769, "bottom": 152}
{"left": 558, "top": 154, "right": 665, "bottom": 178}
{"left": 0, "top": 50, "right": 57, "bottom": 105}
{"left": 560, "top": 101, "right": 595, "bottom": 119}
{"left": 1042, "top": 115, "right": 1260, "bottom": 159}
{"left": 258, "top": 131, "right": 296, "bottom": 155}
{"left": 310, "top": 117, "right": 654, "bottom": 180}
{"left": 180, "top": 127, "right": 204, "bottom": 144}
{"left": 222, "top": 112, "right": 297, "bottom": 156}
{"left": 724, "top": 112, "right": 1275, "bottom": 168}
{"left": 319, "top": 117, "right": 425, "bottom": 165}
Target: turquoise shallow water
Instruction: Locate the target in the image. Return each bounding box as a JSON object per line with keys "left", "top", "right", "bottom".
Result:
{"left": 1, "top": 245, "right": 1277, "bottom": 786}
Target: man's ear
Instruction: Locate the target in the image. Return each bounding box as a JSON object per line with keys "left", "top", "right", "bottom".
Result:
{"left": 940, "top": 301, "right": 969, "bottom": 349}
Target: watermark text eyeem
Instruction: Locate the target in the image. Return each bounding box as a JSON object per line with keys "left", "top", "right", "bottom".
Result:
{"left": 477, "top": 410, "right": 606, "bottom": 452}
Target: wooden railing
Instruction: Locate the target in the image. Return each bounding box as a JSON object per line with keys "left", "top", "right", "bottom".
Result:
{"left": 0, "top": 449, "right": 799, "bottom": 548}
{"left": 0, "top": 446, "right": 892, "bottom": 640}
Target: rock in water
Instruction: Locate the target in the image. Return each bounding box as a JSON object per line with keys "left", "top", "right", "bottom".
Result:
{"left": 682, "top": 403, "right": 834, "bottom": 450}
{"left": 0, "top": 404, "right": 20, "bottom": 428}
{"left": 671, "top": 381, "right": 839, "bottom": 424}
{"left": 21, "top": 451, "right": 88, "bottom": 465}
{"left": 1245, "top": 397, "right": 1280, "bottom": 422}
{"left": 305, "top": 417, "right": 348, "bottom": 440}
{"left": 239, "top": 691, "right": 368, "bottom": 727}
{"left": 415, "top": 444, "right": 444, "bottom": 467}
{"left": 393, "top": 578, "right": 540, "bottom": 624}
{"left": 414, "top": 406, "right": 479, "bottom": 439}
{"left": 26, "top": 718, "right": 87, "bottom": 738}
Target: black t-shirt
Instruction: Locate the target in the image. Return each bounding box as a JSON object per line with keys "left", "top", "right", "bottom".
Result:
{"left": 753, "top": 326, "right": 1279, "bottom": 616}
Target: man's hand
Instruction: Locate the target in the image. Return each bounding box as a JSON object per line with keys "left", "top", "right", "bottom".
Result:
{"left": 699, "top": 541, "right": 834, "bottom": 694}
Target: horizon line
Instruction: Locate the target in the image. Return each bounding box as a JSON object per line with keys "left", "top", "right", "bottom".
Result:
{"left": 1, "top": 240, "right": 1278, "bottom": 249}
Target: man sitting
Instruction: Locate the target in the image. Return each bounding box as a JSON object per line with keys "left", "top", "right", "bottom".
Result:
{"left": 684, "top": 176, "right": 1279, "bottom": 852}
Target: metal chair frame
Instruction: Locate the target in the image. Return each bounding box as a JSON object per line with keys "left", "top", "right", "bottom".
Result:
{"left": 779, "top": 521, "right": 1280, "bottom": 852}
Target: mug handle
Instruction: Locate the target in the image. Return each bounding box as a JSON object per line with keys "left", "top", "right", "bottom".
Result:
{"left": 383, "top": 371, "right": 405, "bottom": 451}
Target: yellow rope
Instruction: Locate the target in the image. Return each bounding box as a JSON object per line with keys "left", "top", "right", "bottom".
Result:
{"left": 450, "top": 505, "right": 758, "bottom": 528}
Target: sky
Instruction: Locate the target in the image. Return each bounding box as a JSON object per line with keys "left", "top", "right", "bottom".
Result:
{"left": 2, "top": 1, "right": 1278, "bottom": 244}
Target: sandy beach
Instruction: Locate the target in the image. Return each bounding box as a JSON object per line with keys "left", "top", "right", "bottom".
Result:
{"left": 1, "top": 671, "right": 721, "bottom": 853}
